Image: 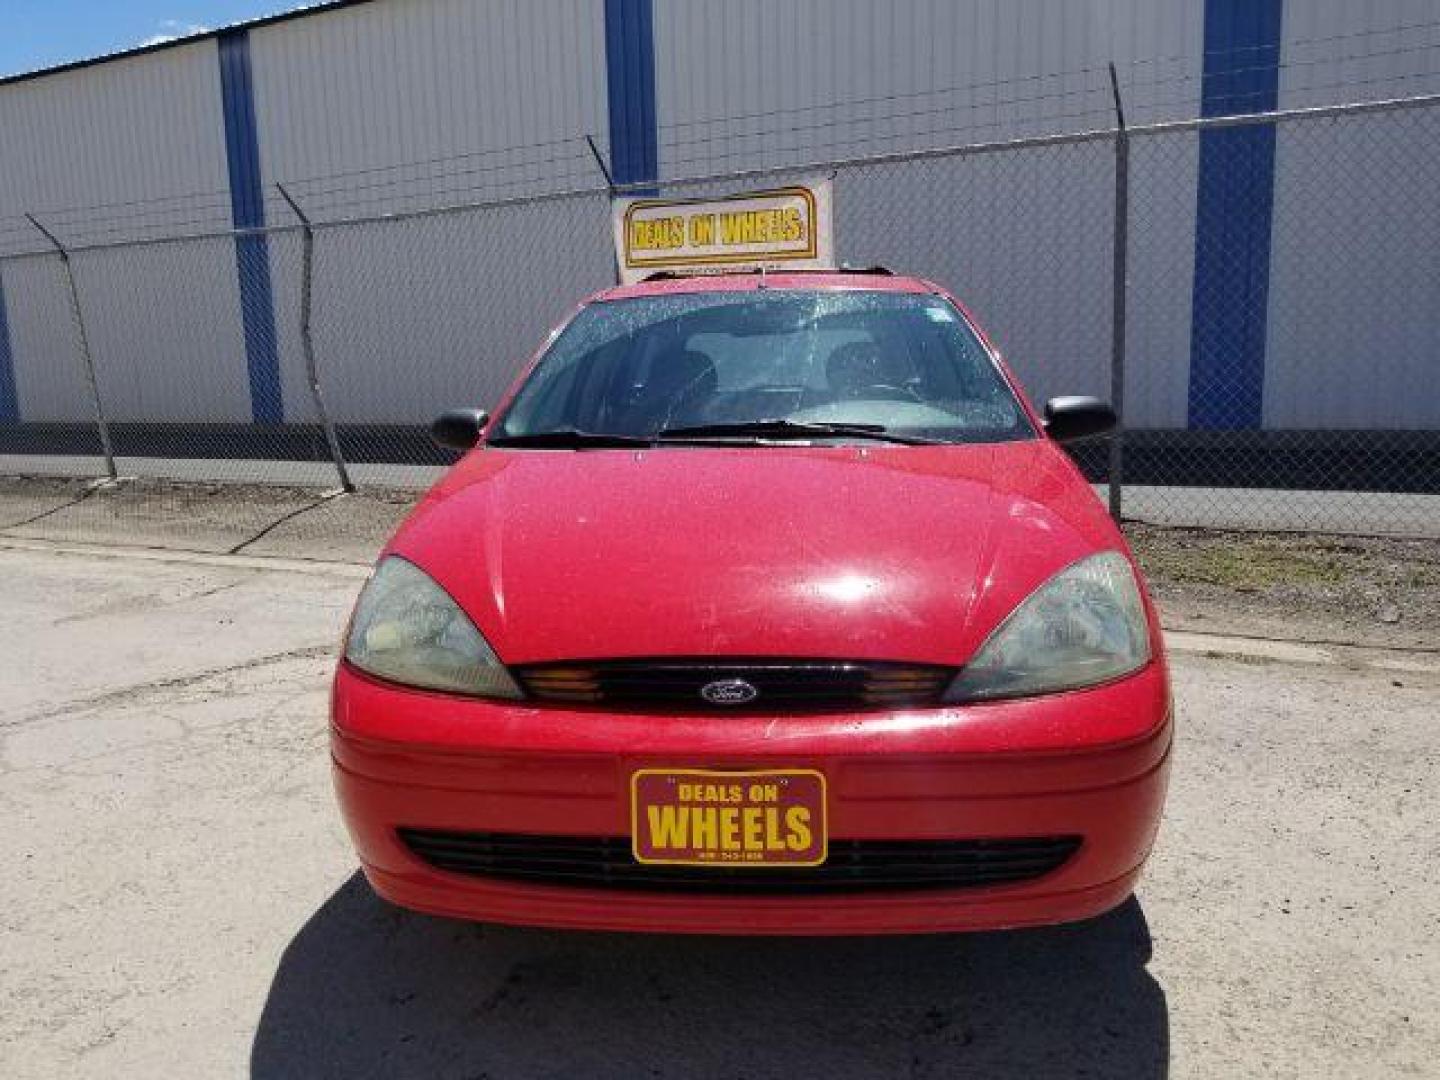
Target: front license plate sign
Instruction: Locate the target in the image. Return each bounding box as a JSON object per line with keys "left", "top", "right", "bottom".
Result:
{"left": 631, "top": 769, "right": 827, "bottom": 866}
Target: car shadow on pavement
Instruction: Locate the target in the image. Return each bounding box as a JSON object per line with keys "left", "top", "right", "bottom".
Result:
{"left": 251, "top": 873, "right": 1167, "bottom": 1079}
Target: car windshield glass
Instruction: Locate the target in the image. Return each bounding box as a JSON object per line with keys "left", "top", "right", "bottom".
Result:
{"left": 493, "top": 290, "right": 1033, "bottom": 445}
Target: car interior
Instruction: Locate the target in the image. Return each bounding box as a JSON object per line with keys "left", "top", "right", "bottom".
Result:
{"left": 500, "top": 293, "right": 1027, "bottom": 440}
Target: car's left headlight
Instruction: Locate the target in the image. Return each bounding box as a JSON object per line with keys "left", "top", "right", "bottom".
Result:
{"left": 944, "top": 551, "right": 1151, "bottom": 702}
{"left": 344, "top": 556, "right": 522, "bottom": 699}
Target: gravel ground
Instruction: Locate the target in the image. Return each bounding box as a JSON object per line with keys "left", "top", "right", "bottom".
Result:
{"left": 1, "top": 544, "right": 1437, "bottom": 1078}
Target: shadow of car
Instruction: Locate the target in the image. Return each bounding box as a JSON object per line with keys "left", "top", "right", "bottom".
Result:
{"left": 251, "top": 873, "right": 1167, "bottom": 1079}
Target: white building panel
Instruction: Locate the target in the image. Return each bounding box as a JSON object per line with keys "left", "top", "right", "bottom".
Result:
{"left": 1125, "top": 128, "right": 1201, "bottom": 430}
{"left": 1103, "top": 0, "right": 1204, "bottom": 429}
{"left": 247, "top": 0, "right": 613, "bottom": 422}
{"left": 0, "top": 255, "right": 94, "bottom": 422}
{"left": 0, "top": 40, "right": 229, "bottom": 229}
{"left": 1264, "top": 104, "right": 1440, "bottom": 429}
{"left": 1280, "top": 0, "right": 1440, "bottom": 110}
{"left": 1265, "top": 0, "right": 1440, "bottom": 429}
{"left": 0, "top": 39, "right": 245, "bottom": 422}
{"left": 72, "top": 236, "right": 259, "bottom": 424}
{"left": 653, "top": 0, "right": 1202, "bottom": 424}
{"left": 308, "top": 192, "right": 612, "bottom": 423}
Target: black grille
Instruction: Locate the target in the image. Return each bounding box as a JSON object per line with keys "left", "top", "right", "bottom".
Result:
{"left": 398, "top": 829, "right": 1081, "bottom": 894}
{"left": 512, "top": 659, "right": 956, "bottom": 712}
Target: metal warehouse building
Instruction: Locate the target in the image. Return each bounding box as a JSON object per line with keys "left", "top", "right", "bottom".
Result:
{"left": 0, "top": 0, "right": 1436, "bottom": 473}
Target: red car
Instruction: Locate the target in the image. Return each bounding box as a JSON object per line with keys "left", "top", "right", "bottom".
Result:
{"left": 332, "top": 270, "right": 1172, "bottom": 935}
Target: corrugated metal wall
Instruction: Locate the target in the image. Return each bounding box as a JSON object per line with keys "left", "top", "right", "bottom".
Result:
{"left": 247, "top": 0, "right": 614, "bottom": 422}
{"left": 249, "top": 0, "right": 609, "bottom": 211}
{"left": 1266, "top": 0, "right": 1440, "bottom": 429}
{"left": 651, "top": 0, "right": 1202, "bottom": 421}
{"left": 0, "top": 39, "right": 242, "bottom": 423}
{"left": 0, "top": 0, "right": 1435, "bottom": 435}
{"left": 652, "top": 0, "right": 1204, "bottom": 177}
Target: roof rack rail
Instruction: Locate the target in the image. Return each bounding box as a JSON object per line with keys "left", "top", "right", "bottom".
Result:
{"left": 641, "top": 264, "right": 894, "bottom": 283}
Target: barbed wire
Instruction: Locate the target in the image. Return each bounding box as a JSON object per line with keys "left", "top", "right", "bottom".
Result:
{"left": 1, "top": 30, "right": 1438, "bottom": 246}
{"left": 9, "top": 15, "right": 1440, "bottom": 226}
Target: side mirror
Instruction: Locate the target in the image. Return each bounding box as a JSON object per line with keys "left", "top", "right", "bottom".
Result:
{"left": 1043, "top": 396, "right": 1117, "bottom": 444}
{"left": 430, "top": 408, "right": 490, "bottom": 451}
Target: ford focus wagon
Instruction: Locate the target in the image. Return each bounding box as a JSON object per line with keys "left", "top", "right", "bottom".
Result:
{"left": 331, "top": 269, "right": 1172, "bottom": 935}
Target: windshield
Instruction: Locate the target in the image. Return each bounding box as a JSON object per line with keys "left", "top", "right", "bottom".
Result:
{"left": 493, "top": 290, "right": 1033, "bottom": 445}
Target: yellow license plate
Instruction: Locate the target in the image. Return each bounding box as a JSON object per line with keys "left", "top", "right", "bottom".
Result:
{"left": 631, "top": 768, "right": 827, "bottom": 866}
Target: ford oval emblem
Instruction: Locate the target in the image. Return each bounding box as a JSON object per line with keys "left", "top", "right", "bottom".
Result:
{"left": 700, "top": 678, "right": 759, "bottom": 705}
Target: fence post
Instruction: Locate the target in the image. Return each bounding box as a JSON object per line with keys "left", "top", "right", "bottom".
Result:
{"left": 275, "top": 184, "right": 353, "bottom": 493}
{"left": 1106, "top": 63, "right": 1129, "bottom": 523}
{"left": 585, "top": 134, "right": 623, "bottom": 285}
{"left": 26, "top": 213, "right": 117, "bottom": 481}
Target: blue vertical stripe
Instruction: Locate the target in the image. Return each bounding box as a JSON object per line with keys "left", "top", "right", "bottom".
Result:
{"left": 218, "top": 29, "right": 283, "bottom": 423}
{"left": 1187, "top": 0, "right": 1283, "bottom": 430}
{"left": 0, "top": 270, "right": 16, "bottom": 422}
{"left": 604, "top": 0, "right": 658, "bottom": 186}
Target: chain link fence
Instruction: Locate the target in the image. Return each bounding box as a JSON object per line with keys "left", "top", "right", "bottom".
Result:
{"left": 1, "top": 93, "right": 1437, "bottom": 544}
{"left": 306, "top": 189, "right": 615, "bottom": 484}
{"left": 1124, "top": 97, "right": 1440, "bottom": 534}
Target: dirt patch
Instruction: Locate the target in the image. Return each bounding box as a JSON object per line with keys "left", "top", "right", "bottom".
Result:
{"left": 0, "top": 475, "right": 96, "bottom": 528}
{"left": 239, "top": 487, "right": 416, "bottom": 563}
{"left": 1127, "top": 523, "right": 1440, "bottom": 649}
{"left": 1, "top": 478, "right": 327, "bottom": 553}
{"left": 4, "top": 474, "right": 1438, "bottom": 649}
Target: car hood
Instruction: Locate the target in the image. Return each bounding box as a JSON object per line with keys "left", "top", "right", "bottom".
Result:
{"left": 387, "top": 441, "right": 1125, "bottom": 666}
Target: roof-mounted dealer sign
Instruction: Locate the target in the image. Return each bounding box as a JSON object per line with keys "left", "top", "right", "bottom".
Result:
{"left": 613, "top": 180, "right": 834, "bottom": 285}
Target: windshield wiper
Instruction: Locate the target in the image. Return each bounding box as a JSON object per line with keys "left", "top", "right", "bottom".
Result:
{"left": 655, "top": 419, "right": 937, "bottom": 445}
{"left": 486, "top": 428, "right": 655, "bottom": 449}
{"left": 488, "top": 421, "right": 938, "bottom": 449}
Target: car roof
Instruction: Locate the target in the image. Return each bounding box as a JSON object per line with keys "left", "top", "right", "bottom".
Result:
{"left": 590, "top": 270, "right": 939, "bottom": 304}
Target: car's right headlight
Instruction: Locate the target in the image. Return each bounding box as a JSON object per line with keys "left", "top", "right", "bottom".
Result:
{"left": 344, "top": 556, "right": 522, "bottom": 699}
{"left": 944, "top": 551, "right": 1151, "bottom": 702}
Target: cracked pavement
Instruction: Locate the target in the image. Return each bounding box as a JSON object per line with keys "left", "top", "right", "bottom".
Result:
{"left": 1, "top": 543, "right": 1437, "bottom": 1079}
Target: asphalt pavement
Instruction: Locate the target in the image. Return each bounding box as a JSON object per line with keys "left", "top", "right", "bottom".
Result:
{"left": 1, "top": 538, "right": 1437, "bottom": 1078}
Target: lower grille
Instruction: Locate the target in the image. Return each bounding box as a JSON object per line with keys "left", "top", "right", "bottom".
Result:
{"left": 398, "top": 829, "right": 1081, "bottom": 895}
{"left": 512, "top": 658, "right": 956, "bottom": 712}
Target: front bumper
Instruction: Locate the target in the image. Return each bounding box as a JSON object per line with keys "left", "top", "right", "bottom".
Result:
{"left": 332, "top": 661, "right": 1172, "bottom": 935}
